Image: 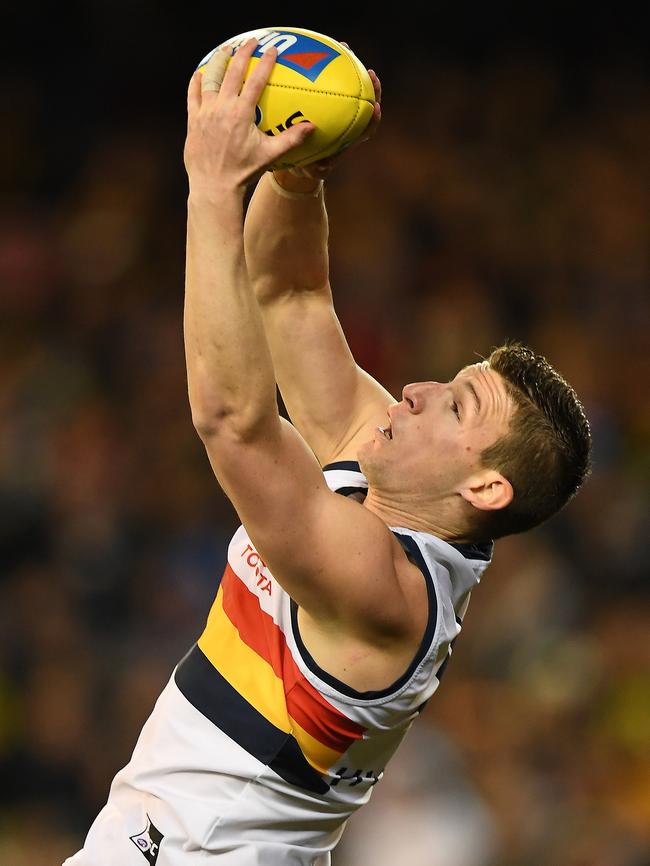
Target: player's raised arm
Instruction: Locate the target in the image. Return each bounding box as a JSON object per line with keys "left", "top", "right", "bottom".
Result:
{"left": 183, "top": 40, "right": 417, "bottom": 634}
{"left": 244, "top": 69, "right": 397, "bottom": 466}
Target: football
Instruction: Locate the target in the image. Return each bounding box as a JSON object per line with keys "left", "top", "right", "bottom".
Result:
{"left": 197, "top": 27, "right": 375, "bottom": 169}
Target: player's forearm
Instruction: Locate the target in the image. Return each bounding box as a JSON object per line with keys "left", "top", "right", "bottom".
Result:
{"left": 244, "top": 171, "right": 330, "bottom": 304}
{"left": 184, "top": 192, "right": 278, "bottom": 438}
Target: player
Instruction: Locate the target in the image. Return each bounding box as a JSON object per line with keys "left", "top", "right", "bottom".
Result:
{"left": 64, "top": 39, "right": 591, "bottom": 865}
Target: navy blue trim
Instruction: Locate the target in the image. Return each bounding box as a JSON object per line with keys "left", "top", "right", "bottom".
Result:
{"left": 322, "top": 461, "right": 362, "bottom": 472}
{"left": 174, "top": 644, "right": 329, "bottom": 794}
{"left": 334, "top": 486, "right": 368, "bottom": 498}
{"left": 289, "top": 531, "right": 438, "bottom": 701}
{"left": 450, "top": 541, "right": 493, "bottom": 562}
{"left": 269, "top": 736, "right": 329, "bottom": 793}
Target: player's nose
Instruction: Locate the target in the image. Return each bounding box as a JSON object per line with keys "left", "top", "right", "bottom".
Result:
{"left": 402, "top": 381, "right": 440, "bottom": 413}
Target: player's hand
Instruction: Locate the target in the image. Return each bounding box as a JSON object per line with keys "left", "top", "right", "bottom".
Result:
{"left": 273, "top": 47, "right": 382, "bottom": 189}
{"left": 185, "top": 39, "right": 316, "bottom": 196}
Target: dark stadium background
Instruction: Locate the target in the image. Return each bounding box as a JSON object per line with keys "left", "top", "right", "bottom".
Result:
{"left": 2, "top": 4, "right": 648, "bottom": 864}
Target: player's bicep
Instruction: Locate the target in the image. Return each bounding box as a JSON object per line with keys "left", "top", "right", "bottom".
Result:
{"left": 258, "top": 290, "right": 397, "bottom": 464}
{"left": 199, "top": 417, "right": 405, "bottom": 630}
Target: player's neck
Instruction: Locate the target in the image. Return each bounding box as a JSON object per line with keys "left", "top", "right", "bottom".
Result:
{"left": 362, "top": 488, "right": 469, "bottom": 542}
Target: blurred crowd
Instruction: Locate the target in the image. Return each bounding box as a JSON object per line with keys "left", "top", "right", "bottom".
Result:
{"left": 1, "top": 30, "right": 649, "bottom": 866}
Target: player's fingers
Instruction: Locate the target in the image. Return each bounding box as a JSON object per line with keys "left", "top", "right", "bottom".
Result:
{"left": 241, "top": 46, "right": 277, "bottom": 109}
{"left": 340, "top": 40, "right": 380, "bottom": 105}
{"left": 368, "top": 69, "right": 382, "bottom": 104}
{"left": 187, "top": 70, "right": 202, "bottom": 115}
{"left": 220, "top": 37, "right": 257, "bottom": 98}
{"left": 201, "top": 45, "right": 231, "bottom": 97}
{"left": 265, "top": 122, "right": 316, "bottom": 163}
{"left": 363, "top": 100, "right": 382, "bottom": 140}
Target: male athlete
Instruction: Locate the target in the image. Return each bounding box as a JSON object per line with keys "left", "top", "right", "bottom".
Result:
{"left": 65, "top": 39, "right": 591, "bottom": 865}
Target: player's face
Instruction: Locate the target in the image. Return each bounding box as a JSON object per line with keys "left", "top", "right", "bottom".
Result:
{"left": 359, "top": 363, "right": 513, "bottom": 501}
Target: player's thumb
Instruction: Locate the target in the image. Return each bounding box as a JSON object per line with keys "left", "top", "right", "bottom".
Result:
{"left": 269, "top": 122, "right": 316, "bottom": 159}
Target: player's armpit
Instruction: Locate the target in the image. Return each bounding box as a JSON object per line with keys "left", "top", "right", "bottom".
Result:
{"left": 198, "top": 416, "right": 414, "bottom": 639}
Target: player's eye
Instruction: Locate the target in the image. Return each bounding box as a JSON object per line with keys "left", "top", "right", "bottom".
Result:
{"left": 451, "top": 400, "right": 460, "bottom": 420}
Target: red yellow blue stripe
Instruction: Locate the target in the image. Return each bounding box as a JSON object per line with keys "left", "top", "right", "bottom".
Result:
{"left": 197, "top": 564, "right": 365, "bottom": 772}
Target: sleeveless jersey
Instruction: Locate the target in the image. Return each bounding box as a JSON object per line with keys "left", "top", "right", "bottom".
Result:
{"left": 64, "top": 461, "right": 492, "bottom": 866}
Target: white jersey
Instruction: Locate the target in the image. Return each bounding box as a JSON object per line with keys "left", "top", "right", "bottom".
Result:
{"left": 64, "top": 462, "right": 492, "bottom": 866}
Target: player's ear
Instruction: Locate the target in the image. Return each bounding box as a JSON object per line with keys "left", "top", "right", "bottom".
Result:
{"left": 459, "top": 470, "right": 513, "bottom": 512}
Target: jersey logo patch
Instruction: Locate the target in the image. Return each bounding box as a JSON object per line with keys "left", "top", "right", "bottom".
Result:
{"left": 129, "top": 815, "right": 164, "bottom": 865}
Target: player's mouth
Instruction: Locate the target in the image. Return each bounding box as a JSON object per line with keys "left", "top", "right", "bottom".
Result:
{"left": 377, "top": 424, "right": 392, "bottom": 440}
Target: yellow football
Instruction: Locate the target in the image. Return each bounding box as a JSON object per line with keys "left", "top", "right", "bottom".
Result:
{"left": 197, "top": 27, "right": 375, "bottom": 169}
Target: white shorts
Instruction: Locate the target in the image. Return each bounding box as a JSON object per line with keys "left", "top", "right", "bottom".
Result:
{"left": 63, "top": 673, "right": 339, "bottom": 865}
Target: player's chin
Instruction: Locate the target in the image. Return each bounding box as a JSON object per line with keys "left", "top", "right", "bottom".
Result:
{"left": 357, "top": 437, "right": 388, "bottom": 473}
{"left": 355, "top": 439, "right": 373, "bottom": 466}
